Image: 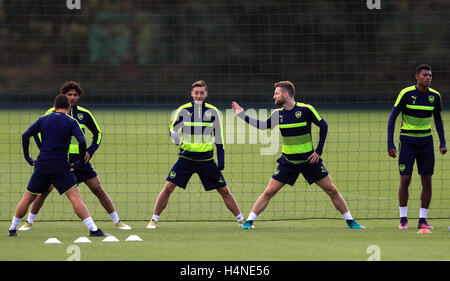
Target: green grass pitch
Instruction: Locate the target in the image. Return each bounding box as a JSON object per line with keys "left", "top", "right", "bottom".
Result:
{"left": 0, "top": 107, "right": 449, "bottom": 260}
{"left": 0, "top": 220, "right": 449, "bottom": 261}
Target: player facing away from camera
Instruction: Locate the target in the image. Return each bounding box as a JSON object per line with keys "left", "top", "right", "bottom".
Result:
{"left": 387, "top": 64, "right": 447, "bottom": 230}
{"left": 232, "top": 81, "right": 365, "bottom": 230}
{"left": 9, "top": 94, "right": 105, "bottom": 237}
{"left": 147, "top": 80, "right": 244, "bottom": 229}
{"left": 19, "top": 81, "right": 131, "bottom": 231}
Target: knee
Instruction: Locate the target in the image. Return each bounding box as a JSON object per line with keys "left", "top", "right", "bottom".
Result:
{"left": 217, "top": 187, "right": 231, "bottom": 197}
{"left": 400, "top": 175, "right": 412, "bottom": 187}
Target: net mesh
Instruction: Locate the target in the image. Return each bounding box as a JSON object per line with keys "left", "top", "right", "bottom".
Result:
{"left": 1, "top": 0, "right": 449, "bottom": 221}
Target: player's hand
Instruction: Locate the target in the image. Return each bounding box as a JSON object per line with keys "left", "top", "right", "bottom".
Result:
{"left": 307, "top": 151, "right": 321, "bottom": 163}
{"left": 84, "top": 152, "right": 91, "bottom": 163}
{"left": 440, "top": 146, "right": 447, "bottom": 155}
{"left": 70, "top": 162, "right": 76, "bottom": 172}
{"left": 388, "top": 148, "right": 397, "bottom": 158}
{"left": 70, "top": 161, "right": 83, "bottom": 172}
{"left": 231, "top": 101, "right": 244, "bottom": 115}
{"left": 26, "top": 157, "right": 36, "bottom": 166}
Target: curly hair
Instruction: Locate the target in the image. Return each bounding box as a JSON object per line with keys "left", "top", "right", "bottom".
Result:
{"left": 60, "top": 81, "right": 84, "bottom": 96}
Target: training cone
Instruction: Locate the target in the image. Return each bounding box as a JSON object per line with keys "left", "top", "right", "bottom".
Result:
{"left": 102, "top": 235, "right": 119, "bottom": 242}
{"left": 125, "top": 235, "right": 143, "bottom": 242}
{"left": 417, "top": 228, "right": 431, "bottom": 234}
{"left": 74, "top": 237, "right": 91, "bottom": 243}
{"left": 44, "top": 238, "right": 62, "bottom": 244}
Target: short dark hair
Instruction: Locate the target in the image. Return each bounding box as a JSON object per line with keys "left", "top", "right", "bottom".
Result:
{"left": 54, "top": 94, "right": 70, "bottom": 109}
{"left": 416, "top": 64, "right": 432, "bottom": 74}
{"left": 191, "top": 80, "right": 207, "bottom": 91}
{"left": 60, "top": 81, "right": 84, "bottom": 96}
{"left": 274, "top": 81, "right": 295, "bottom": 97}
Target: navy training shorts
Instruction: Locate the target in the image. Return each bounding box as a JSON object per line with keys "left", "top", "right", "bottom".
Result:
{"left": 272, "top": 157, "right": 329, "bottom": 186}
{"left": 69, "top": 155, "right": 98, "bottom": 183}
{"left": 71, "top": 161, "right": 98, "bottom": 183}
{"left": 27, "top": 160, "right": 78, "bottom": 195}
{"left": 166, "top": 157, "right": 227, "bottom": 191}
{"left": 398, "top": 135, "right": 434, "bottom": 176}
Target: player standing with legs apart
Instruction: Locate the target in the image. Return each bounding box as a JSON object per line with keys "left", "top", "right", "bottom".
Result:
{"left": 147, "top": 80, "right": 245, "bottom": 228}
{"left": 232, "top": 81, "right": 365, "bottom": 230}
{"left": 387, "top": 64, "right": 447, "bottom": 230}
{"left": 19, "top": 81, "right": 131, "bottom": 231}
{"left": 9, "top": 94, "right": 105, "bottom": 237}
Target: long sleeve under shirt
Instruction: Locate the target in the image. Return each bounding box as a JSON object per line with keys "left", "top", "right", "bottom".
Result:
{"left": 237, "top": 102, "right": 328, "bottom": 164}
{"left": 22, "top": 112, "right": 87, "bottom": 165}
{"left": 387, "top": 85, "right": 446, "bottom": 151}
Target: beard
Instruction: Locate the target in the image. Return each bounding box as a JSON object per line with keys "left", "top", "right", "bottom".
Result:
{"left": 274, "top": 99, "right": 284, "bottom": 106}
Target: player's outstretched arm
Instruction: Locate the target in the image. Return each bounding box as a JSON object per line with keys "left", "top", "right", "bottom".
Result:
{"left": 231, "top": 101, "right": 274, "bottom": 130}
